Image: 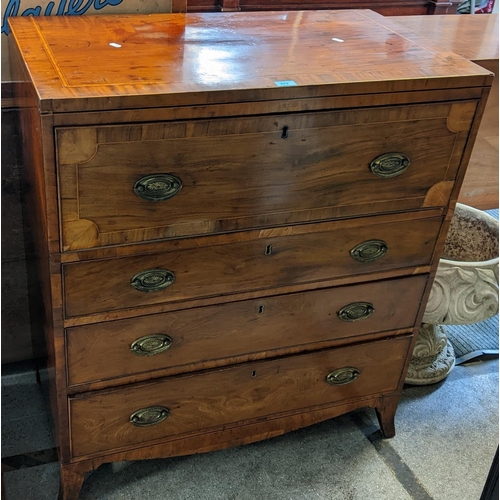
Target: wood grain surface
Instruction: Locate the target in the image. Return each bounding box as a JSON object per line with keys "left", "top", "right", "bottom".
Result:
{"left": 66, "top": 274, "right": 427, "bottom": 387}
{"left": 62, "top": 217, "right": 441, "bottom": 318}
{"left": 389, "top": 14, "right": 499, "bottom": 63}
{"left": 57, "top": 102, "right": 473, "bottom": 250}
{"left": 389, "top": 14, "right": 499, "bottom": 210}
{"left": 69, "top": 335, "right": 411, "bottom": 457}
{"left": 459, "top": 62, "right": 498, "bottom": 210}
{"left": 8, "top": 10, "right": 492, "bottom": 113}
{"left": 67, "top": 392, "right": 401, "bottom": 468}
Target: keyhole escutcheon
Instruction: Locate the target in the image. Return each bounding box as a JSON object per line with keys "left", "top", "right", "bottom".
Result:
{"left": 281, "top": 126, "right": 289, "bottom": 139}
{"left": 265, "top": 245, "right": 273, "bottom": 256}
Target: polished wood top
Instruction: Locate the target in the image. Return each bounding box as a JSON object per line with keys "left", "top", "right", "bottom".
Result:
{"left": 389, "top": 14, "right": 499, "bottom": 63}
{"left": 9, "top": 10, "right": 492, "bottom": 112}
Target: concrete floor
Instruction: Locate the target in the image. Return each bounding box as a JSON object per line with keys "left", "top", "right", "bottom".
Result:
{"left": 1, "top": 352, "right": 498, "bottom": 500}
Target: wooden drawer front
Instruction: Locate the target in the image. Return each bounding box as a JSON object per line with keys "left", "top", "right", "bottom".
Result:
{"left": 57, "top": 102, "right": 474, "bottom": 251}
{"left": 63, "top": 217, "right": 441, "bottom": 318}
{"left": 69, "top": 335, "right": 411, "bottom": 457}
{"left": 66, "top": 274, "right": 427, "bottom": 386}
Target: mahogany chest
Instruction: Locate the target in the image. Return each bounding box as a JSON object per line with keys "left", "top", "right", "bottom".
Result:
{"left": 187, "top": 0, "right": 459, "bottom": 16}
{"left": 8, "top": 10, "right": 492, "bottom": 499}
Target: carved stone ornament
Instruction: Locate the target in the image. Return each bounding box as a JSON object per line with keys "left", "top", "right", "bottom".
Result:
{"left": 406, "top": 204, "right": 499, "bottom": 385}
{"left": 405, "top": 324, "right": 456, "bottom": 385}
{"left": 423, "top": 266, "right": 498, "bottom": 325}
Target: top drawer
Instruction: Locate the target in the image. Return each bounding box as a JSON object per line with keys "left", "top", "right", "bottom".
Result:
{"left": 57, "top": 102, "right": 476, "bottom": 251}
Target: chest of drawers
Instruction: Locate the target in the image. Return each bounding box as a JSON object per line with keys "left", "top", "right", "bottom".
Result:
{"left": 8, "top": 10, "right": 492, "bottom": 499}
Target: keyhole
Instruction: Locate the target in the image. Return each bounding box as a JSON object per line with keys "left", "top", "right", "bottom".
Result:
{"left": 265, "top": 245, "right": 273, "bottom": 255}
{"left": 251, "top": 370, "right": 257, "bottom": 378}
{"left": 258, "top": 305, "right": 264, "bottom": 314}
{"left": 281, "top": 126, "right": 289, "bottom": 139}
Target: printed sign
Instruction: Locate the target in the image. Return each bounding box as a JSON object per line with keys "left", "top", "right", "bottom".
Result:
{"left": 274, "top": 80, "right": 298, "bottom": 87}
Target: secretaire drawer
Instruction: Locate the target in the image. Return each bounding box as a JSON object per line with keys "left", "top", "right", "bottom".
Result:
{"left": 57, "top": 102, "right": 475, "bottom": 251}
{"left": 69, "top": 335, "right": 412, "bottom": 458}
{"left": 62, "top": 216, "right": 441, "bottom": 318}
{"left": 66, "top": 274, "right": 427, "bottom": 386}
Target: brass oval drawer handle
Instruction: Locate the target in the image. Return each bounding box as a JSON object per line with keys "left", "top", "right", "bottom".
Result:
{"left": 338, "top": 302, "right": 374, "bottom": 322}
{"left": 133, "top": 174, "right": 182, "bottom": 202}
{"left": 350, "top": 239, "right": 388, "bottom": 263}
{"left": 326, "top": 367, "right": 360, "bottom": 386}
{"left": 130, "top": 406, "right": 170, "bottom": 427}
{"left": 130, "top": 334, "right": 173, "bottom": 357}
{"left": 131, "top": 269, "right": 175, "bottom": 292}
{"left": 370, "top": 153, "right": 410, "bottom": 178}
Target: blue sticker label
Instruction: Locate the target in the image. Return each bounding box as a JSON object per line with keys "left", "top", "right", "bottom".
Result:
{"left": 274, "top": 80, "right": 298, "bottom": 87}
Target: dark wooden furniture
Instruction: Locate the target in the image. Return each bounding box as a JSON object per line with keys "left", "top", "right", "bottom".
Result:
{"left": 480, "top": 448, "right": 499, "bottom": 500}
{"left": 188, "top": 0, "right": 460, "bottom": 15}
{"left": 8, "top": 10, "right": 492, "bottom": 500}
{"left": 390, "top": 14, "right": 499, "bottom": 210}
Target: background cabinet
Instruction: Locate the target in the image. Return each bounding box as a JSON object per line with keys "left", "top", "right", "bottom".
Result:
{"left": 187, "top": 0, "right": 461, "bottom": 15}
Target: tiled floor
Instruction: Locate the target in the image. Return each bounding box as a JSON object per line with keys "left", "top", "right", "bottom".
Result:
{"left": 2, "top": 355, "right": 498, "bottom": 500}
